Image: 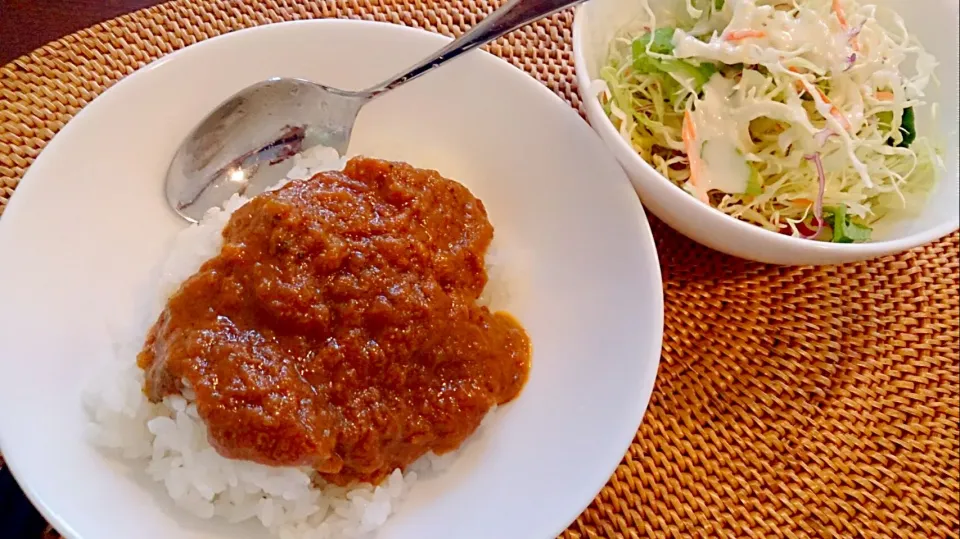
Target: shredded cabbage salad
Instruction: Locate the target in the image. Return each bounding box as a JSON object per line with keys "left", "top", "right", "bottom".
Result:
{"left": 594, "top": 0, "right": 942, "bottom": 242}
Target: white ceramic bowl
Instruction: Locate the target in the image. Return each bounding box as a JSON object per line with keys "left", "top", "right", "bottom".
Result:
{"left": 573, "top": 0, "right": 959, "bottom": 265}
{"left": 0, "top": 19, "right": 663, "bottom": 539}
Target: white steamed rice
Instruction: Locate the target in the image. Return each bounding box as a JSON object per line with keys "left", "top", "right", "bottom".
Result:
{"left": 82, "top": 146, "right": 508, "bottom": 539}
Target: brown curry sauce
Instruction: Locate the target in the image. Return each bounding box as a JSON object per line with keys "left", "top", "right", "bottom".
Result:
{"left": 138, "top": 157, "right": 530, "bottom": 486}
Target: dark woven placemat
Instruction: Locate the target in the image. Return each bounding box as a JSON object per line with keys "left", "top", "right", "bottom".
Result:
{"left": 1, "top": 1, "right": 958, "bottom": 537}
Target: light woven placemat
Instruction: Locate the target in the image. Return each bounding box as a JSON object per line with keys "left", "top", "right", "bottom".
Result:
{"left": 1, "top": 1, "right": 958, "bottom": 537}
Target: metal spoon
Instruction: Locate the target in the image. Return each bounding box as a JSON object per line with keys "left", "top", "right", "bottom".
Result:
{"left": 165, "top": 0, "right": 584, "bottom": 222}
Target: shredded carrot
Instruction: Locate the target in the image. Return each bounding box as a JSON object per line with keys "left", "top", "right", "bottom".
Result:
{"left": 800, "top": 80, "right": 853, "bottom": 132}
{"left": 832, "top": 0, "right": 849, "bottom": 28}
{"left": 791, "top": 198, "right": 813, "bottom": 207}
{"left": 788, "top": 67, "right": 806, "bottom": 93}
{"left": 682, "top": 110, "right": 708, "bottom": 203}
{"left": 724, "top": 30, "right": 767, "bottom": 42}
{"left": 850, "top": 35, "right": 861, "bottom": 52}
{"left": 832, "top": 0, "right": 861, "bottom": 51}
{"left": 818, "top": 88, "right": 852, "bottom": 132}
{"left": 874, "top": 90, "right": 895, "bottom": 101}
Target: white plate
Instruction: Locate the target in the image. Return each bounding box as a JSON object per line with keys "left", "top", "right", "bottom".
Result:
{"left": 0, "top": 20, "right": 663, "bottom": 539}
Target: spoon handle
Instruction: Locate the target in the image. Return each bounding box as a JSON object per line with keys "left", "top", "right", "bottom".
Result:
{"left": 368, "top": 0, "right": 586, "bottom": 94}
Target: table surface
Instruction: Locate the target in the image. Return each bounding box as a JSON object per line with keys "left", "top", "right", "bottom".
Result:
{"left": 0, "top": 0, "right": 162, "bottom": 64}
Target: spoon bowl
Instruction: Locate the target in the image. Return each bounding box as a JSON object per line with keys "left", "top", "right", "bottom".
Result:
{"left": 164, "top": 0, "right": 587, "bottom": 222}
{"left": 164, "top": 78, "right": 369, "bottom": 222}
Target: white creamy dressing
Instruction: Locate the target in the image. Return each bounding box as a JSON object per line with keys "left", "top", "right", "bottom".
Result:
{"left": 699, "top": 138, "right": 753, "bottom": 195}
{"left": 674, "top": 0, "right": 883, "bottom": 196}
{"left": 673, "top": 0, "right": 851, "bottom": 75}
{"left": 688, "top": 76, "right": 751, "bottom": 196}
{"left": 687, "top": 72, "right": 823, "bottom": 197}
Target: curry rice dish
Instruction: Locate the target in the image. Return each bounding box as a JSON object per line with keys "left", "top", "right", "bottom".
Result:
{"left": 85, "top": 150, "right": 530, "bottom": 537}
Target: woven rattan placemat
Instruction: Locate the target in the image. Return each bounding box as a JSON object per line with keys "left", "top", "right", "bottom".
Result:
{"left": 1, "top": 1, "right": 958, "bottom": 537}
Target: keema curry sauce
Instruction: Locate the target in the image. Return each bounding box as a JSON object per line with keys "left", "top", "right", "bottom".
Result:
{"left": 138, "top": 157, "right": 530, "bottom": 486}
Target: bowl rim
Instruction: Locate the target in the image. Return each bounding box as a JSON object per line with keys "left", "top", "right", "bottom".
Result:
{"left": 571, "top": 4, "right": 959, "bottom": 256}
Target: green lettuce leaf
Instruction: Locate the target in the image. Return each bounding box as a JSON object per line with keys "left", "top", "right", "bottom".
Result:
{"left": 877, "top": 106, "right": 916, "bottom": 148}
{"left": 631, "top": 28, "right": 718, "bottom": 92}
{"left": 824, "top": 205, "right": 872, "bottom": 243}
